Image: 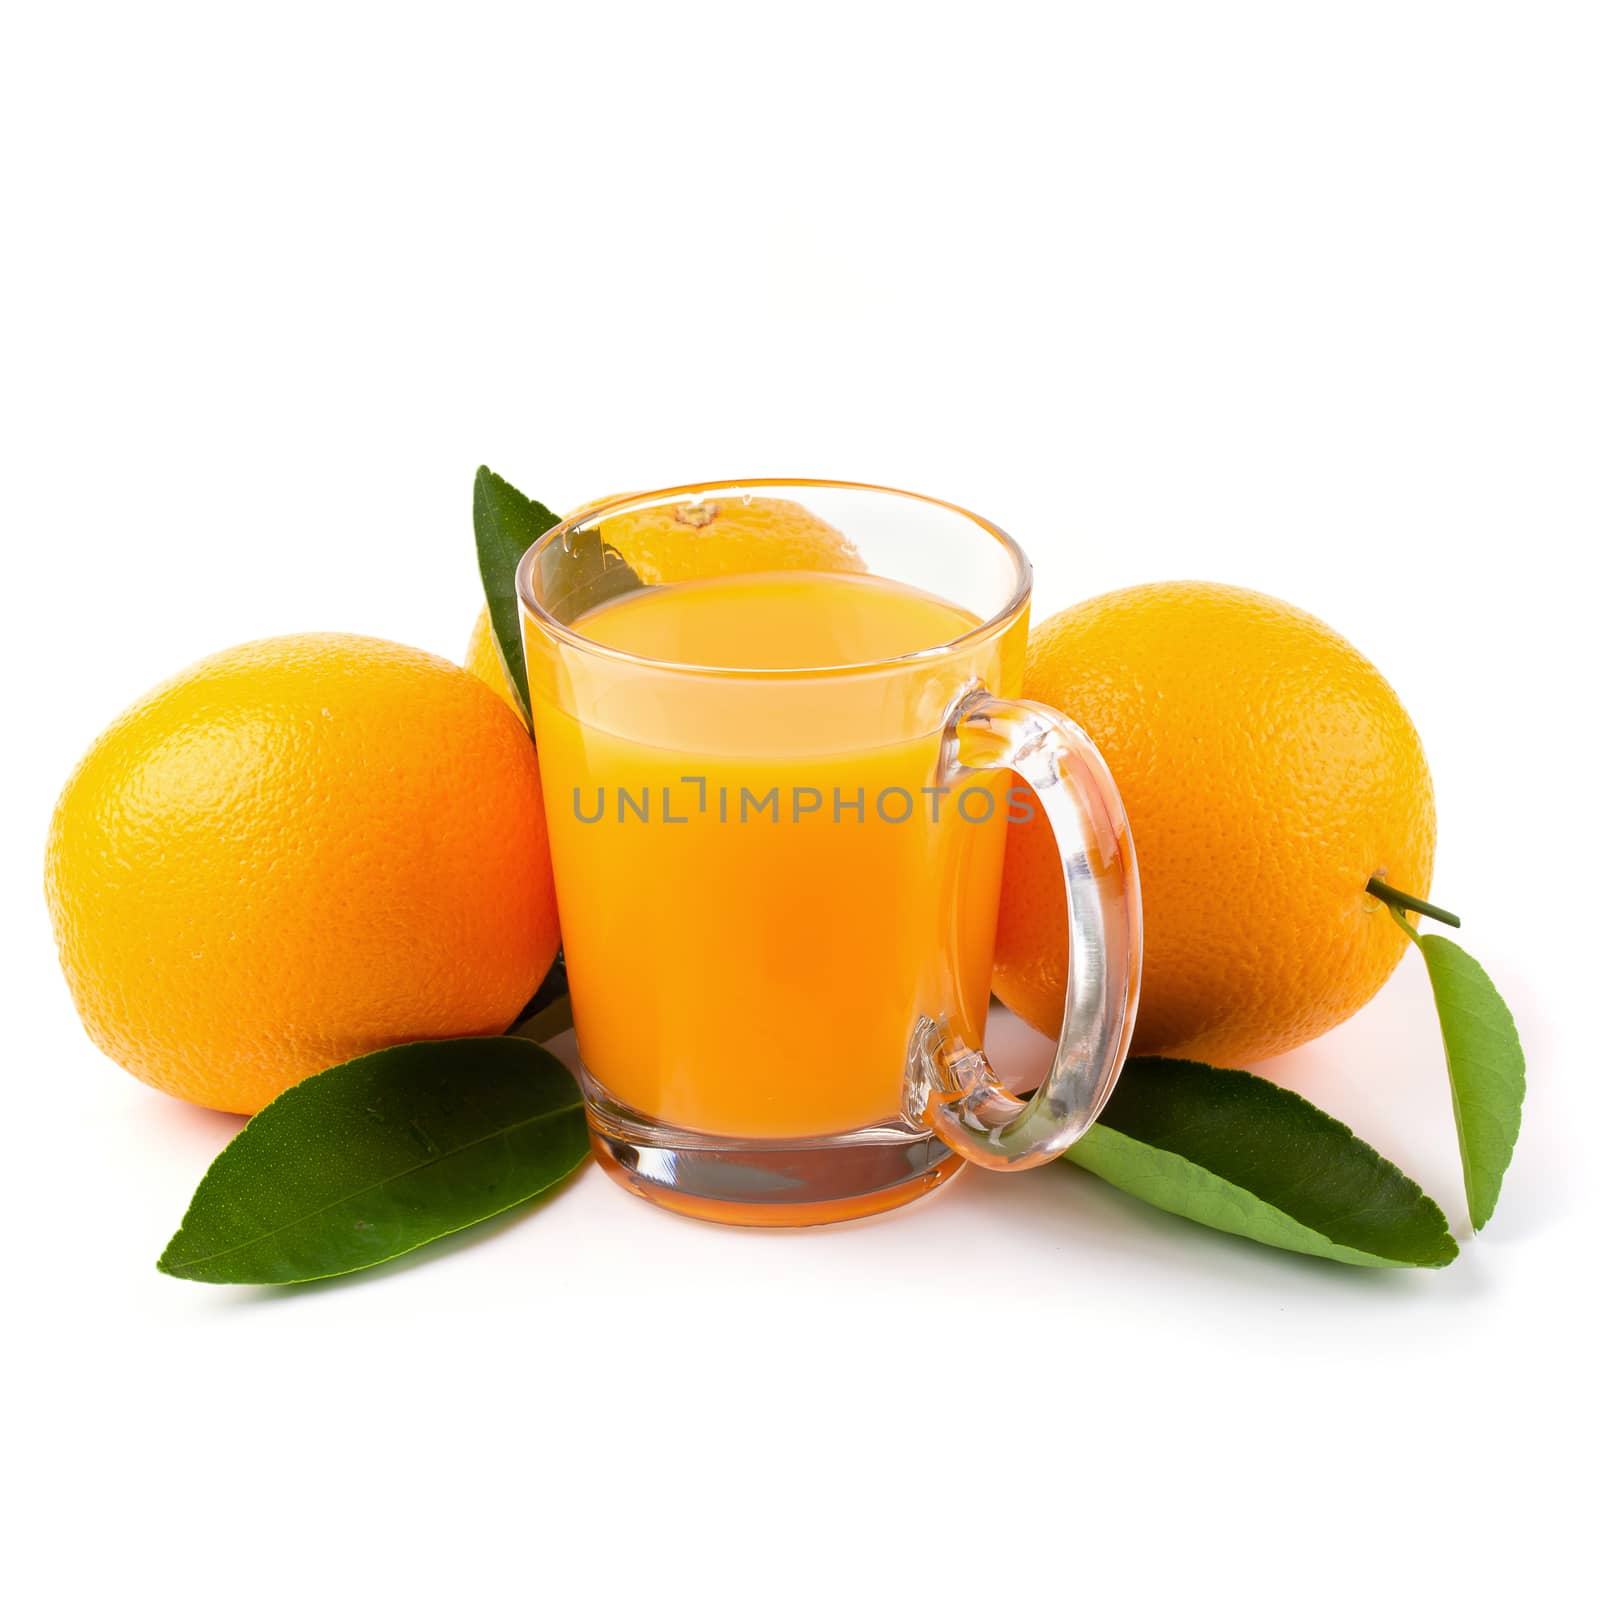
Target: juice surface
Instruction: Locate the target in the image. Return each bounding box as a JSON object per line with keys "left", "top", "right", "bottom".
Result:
{"left": 530, "top": 570, "right": 1018, "bottom": 1139}
{"left": 576, "top": 569, "right": 979, "bottom": 669}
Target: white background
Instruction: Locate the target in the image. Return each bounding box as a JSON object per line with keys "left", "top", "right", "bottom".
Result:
{"left": 3, "top": 4, "right": 1595, "bottom": 1595}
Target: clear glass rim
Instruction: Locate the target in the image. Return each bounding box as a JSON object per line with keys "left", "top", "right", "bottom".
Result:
{"left": 515, "top": 477, "right": 1033, "bottom": 680}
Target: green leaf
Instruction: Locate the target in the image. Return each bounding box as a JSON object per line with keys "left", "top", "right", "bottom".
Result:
{"left": 1065, "top": 1057, "right": 1458, "bottom": 1268}
{"left": 473, "top": 466, "right": 562, "bottom": 722}
{"left": 505, "top": 950, "right": 574, "bottom": 1041}
{"left": 159, "top": 1037, "right": 589, "bottom": 1285}
{"left": 508, "top": 950, "right": 568, "bottom": 1030}
{"left": 536, "top": 519, "right": 644, "bottom": 623}
{"left": 508, "top": 994, "right": 574, "bottom": 1045}
{"left": 1410, "top": 933, "right": 1525, "bottom": 1230}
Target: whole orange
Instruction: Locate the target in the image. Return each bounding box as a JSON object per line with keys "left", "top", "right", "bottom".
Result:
{"left": 46, "top": 634, "right": 560, "bottom": 1113}
{"left": 466, "top": 493, "right": 863, "bottom": 704}
{"left": 993, "top": 581, "right": 1436, "bottom": 1068}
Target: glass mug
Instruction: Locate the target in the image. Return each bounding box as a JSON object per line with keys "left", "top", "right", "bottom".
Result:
{"left": 518, "top": 480, "right": 1141, "bottom": 1225}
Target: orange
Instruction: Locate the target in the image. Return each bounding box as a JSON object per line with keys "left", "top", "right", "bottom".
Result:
{"left": 993, "top": 581, "right": 1436, "bottom": 1068}
{"left": 465, "top": 608, "right": 527, "bottom": 721}
{"left": 465, "top": 492, "right": 864, "bottom": 705}
{"left": 46, "top": 634, "right": 560, "bottom": 1114}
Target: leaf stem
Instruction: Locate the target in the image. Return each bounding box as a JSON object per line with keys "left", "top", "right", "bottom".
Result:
{"left": 1365, "top": 877, "right": 1461, "bottom": 929}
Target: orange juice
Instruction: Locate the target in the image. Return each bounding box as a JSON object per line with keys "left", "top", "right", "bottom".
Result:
{"left": 526, "top": 569, "right": 1026, "bottom": 1139}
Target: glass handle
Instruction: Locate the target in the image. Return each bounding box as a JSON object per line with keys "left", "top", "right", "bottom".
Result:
{"left": 907, "top": 689, "right": 1143, "bottom": 1170}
